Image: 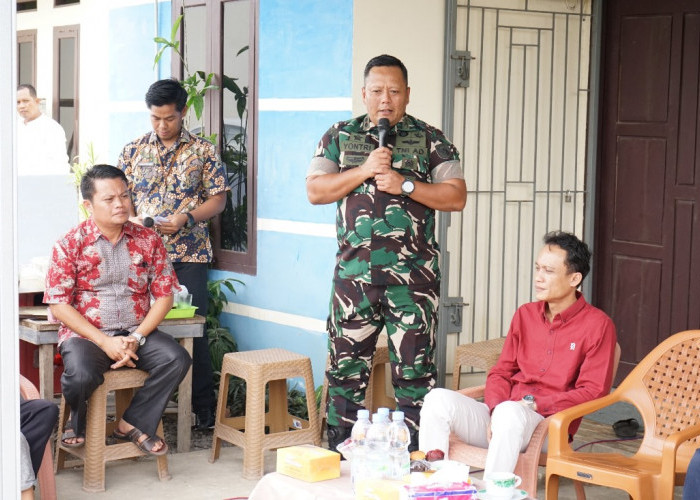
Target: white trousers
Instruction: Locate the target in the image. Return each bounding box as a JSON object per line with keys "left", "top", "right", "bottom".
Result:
{"left": 419, "top": 388, "right": 544, "bottom": 475}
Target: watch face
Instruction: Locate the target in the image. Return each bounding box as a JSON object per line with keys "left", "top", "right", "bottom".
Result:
{"left": 402, "top": 180, "right": 415, "bottom": 195}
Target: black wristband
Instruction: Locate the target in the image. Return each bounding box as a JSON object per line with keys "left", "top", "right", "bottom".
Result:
{"left": 185, "top": 212, "right": 196, "bottom": 228}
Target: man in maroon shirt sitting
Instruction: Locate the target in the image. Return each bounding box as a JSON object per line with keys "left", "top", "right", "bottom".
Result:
{"left": 419, "top": 231, "right": 617, "bottom": 476}
{"left": 45, "top": 164, "right": 191, "bottom": 455}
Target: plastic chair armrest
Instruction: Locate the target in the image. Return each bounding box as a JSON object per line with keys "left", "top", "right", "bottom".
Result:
{"left": 660, "top": 422, "right": 700, "bottom": 478}
{"left": 547, "top": 393, "right": 619, "bottom": 454}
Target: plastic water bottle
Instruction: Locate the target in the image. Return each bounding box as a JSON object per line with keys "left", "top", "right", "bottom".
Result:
{"left": 365, "top": 412, "right": 391, "bottom": 479}
{"left": 377, "top": 406, "right": 391, "bottom": 423}
{"left": 350, "top": 409, "right": 371, "bottom": 490}
{"left": 388, "top": 410, "right": 411, "bottom": 480}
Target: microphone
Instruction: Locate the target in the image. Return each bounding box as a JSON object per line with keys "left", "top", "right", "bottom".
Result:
{"left": 377, "top": 118, "right": 390, "bottom": 148}
{"left": 143, "top": 216, "right": 154, "bottom": 228}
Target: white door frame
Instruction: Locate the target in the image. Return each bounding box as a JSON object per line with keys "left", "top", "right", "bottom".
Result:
{"left": 1, "top": 1, "right": 21, "bottom": 495}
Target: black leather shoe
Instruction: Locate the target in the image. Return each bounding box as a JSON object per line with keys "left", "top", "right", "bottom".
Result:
{"left": 326, "top": 425, "right": 351, "bottom": 454}
{"left": 193, "top": 409, "right": 215, "bottom": 431}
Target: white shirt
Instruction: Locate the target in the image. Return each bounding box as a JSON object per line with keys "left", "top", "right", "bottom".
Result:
{"left": 17, "top": 113, "right": 71, "bottom": 176}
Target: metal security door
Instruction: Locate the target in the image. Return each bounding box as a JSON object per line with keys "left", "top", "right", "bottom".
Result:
{"left": 440, "top": 0, "right": 593, "bottom": 388}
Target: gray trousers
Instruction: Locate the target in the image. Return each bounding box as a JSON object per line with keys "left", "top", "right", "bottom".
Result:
{"left": 59, "top": 330, "right": 191, "bottom": 437}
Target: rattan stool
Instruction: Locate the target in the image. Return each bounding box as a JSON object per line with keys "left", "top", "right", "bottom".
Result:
{"left": 452, "top": 337, "right": 506, "bottom": 390}
{"left": 55, "top": 369, "right": 170, "bottom": 492}
{"left": 318, "top": 333, "right": 395, "bottom": 441}
{"left": 363, "top": 334, "right": 395, "bottom": 412}
{"left": 209, "top": 348, "right": 320, "bottom": 479}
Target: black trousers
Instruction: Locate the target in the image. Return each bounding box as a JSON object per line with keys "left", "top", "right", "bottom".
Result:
{"left": 59, "top": 330, "right": 191, "bottom": 437}
{"left": 20, "top": 398, "right": 58, "bottom": 475}
{"left": 173, "top": 261, "right": 215, "bottom": 413}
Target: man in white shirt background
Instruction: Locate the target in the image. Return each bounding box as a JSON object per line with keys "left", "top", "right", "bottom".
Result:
{"left": 16, "top": 84, "right": 71, "bottom": 176}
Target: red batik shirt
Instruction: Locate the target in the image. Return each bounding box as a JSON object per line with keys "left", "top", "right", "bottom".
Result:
{"left": 44, "top": 218, "right": 179, "bottom": 345}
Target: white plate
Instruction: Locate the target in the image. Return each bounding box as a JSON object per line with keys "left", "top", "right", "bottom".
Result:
{"left": 476, "top": 489, "right": 528, "bottom": 500}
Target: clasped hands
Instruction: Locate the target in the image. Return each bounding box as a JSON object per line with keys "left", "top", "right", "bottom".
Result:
{"left": 103, "top": 334, "right": 140, "bottom": 369}
{"left": 363, "top": 147, "right": 404, "bottom": 195}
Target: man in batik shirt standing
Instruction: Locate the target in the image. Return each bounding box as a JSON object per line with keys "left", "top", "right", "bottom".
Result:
{"left": 117, "top": 79, "right": 228, "bottom": 430}
{"left": 45, "top": 164, "right": 191, "bottom": 454}
{"left": 306, "top": 54, "right": 467, "bottom": 451}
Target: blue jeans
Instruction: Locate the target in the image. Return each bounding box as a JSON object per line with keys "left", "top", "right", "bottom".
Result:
{"left": 684, "top": 448, "right": 700, "bottom": 500}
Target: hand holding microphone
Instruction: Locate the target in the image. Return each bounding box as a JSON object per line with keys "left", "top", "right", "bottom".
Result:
{"left": 377, "top": 118, "right": 390, "bottom": 148}
{"left": 373, "top": 118, "right": 402, "bottom": 193}
{"left": 139, "top": 211, "right": 167, "bottom": 228}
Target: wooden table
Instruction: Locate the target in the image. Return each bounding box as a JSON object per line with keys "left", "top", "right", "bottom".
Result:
{"left": 18, "top": 315, "right": 205, "bottom": 453}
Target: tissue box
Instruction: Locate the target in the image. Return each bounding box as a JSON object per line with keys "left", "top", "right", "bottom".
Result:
{"left": 355, "top": 478, "right": 404, "bottom": 500}
{"left": 400, "top": 481, "right": 478, "bottom": 499}
{"left": 276, "top": 445, "right": 340, "bottom": 482}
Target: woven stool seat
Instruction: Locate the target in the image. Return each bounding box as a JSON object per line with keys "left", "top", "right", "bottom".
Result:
{"left": 452, "top": 337, "right": 506, "bottom": 390}
{"left": 55, "top": 368, "right": 170, "bottom": 492}
{"left": 209, "top": 348, "right": 320, "bottom": 479}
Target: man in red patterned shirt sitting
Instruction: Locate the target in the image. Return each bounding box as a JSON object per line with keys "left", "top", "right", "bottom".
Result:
{"left": 44, "top": 164, "right": 192, "bottom": 455}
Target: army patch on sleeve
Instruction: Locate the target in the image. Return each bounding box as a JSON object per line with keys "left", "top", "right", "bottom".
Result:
{"left": 435, "top": 143, "right": 454, "bottom": 160}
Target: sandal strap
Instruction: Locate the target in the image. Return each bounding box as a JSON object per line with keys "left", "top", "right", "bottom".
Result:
{"left": 136, "top": 434, "right": 167, "bottom": 454}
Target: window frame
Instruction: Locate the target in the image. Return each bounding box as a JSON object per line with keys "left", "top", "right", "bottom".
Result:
{"left": 17, "top": 29, "right": 37, "bottom": 88}
{"left": 16, "top": 0, "right": 37, "bottom": 12}
{"left": 52, "top": 24, "right": 79, "bottom": 161}
{"left": 173, "top": 0, "right": 258, "bottom": 275}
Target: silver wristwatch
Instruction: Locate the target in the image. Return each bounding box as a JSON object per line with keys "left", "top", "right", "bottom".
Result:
{"left": 130, "top": 332, "right": 146, "bottom": 346}
{"left": 522, "top": 394, "right": 536, "bottom": 410}
{"left": 401, "top": 178, "right": 415, "bottom": 197}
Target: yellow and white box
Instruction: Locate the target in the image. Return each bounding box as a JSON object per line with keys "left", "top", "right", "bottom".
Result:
{"left": 276, "top": 445, "right": 341, "bottom": 482}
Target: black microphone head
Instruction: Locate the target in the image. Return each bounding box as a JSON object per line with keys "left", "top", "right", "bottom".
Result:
{"left": 143, "top": 216, "right": 154, "bottom": 228}
{"left": 377, "top": 118, "right": 390, "bottom": 148}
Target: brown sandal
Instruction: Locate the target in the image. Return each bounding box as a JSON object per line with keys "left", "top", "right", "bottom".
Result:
{"left": 61, "top": 428, "right": 85, "bottom": 448}
{"left": 112, "top": 427, "right": 168, "bottom": 456}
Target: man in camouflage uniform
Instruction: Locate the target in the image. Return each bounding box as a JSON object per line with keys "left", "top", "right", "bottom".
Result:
{"left": 306, "top": 54, "right": 467, "bottom": 451}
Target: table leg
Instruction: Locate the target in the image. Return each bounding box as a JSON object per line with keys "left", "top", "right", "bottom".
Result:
{"left": 38, "top": 344, "right": 54, "bottom": 400}
{"left": 177, "top": 338, "right": 193, "bottom": 453}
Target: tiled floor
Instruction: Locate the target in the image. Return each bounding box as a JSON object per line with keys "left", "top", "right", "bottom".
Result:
{"left": 51, "top": 417, "right": 685, "bottom": 499}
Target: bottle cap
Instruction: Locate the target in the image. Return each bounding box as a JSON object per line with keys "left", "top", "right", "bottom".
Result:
{"left": 378, "top": 407, "right": 390, "bottom": 416}
{"left": 357, "top": 409, "right": 370, "bottom": 419}
{"left": 392, "top": 410, "right": 405, "bottom": 421}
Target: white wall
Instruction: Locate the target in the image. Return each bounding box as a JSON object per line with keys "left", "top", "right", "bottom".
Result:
{"left": 352, "top": 0, "right": 446, "bottom": 128}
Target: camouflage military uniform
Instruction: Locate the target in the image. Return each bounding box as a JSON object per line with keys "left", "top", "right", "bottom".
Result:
{"left": 308, "top": 114, "right": 462, "bottom": 431}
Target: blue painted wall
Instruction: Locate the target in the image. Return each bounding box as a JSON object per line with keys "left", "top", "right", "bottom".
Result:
{"left": 218, "top": 0, "right": 354, "bottom": 388}
{"left": 257, "top": 110, "right": 349, "bottom": 222}
{"left": 109, "top": 2, "right": 172, "bottom": 102}
{"left": 259, "top": 0, "right": 352, "bottom": 99}
{"left": 108, "top": 2, "right": 171, "bottom": 161}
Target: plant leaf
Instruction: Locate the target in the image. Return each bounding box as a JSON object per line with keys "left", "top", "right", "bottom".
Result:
{"left": 170, "top": 15, "right": 183, "bottom": 42}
